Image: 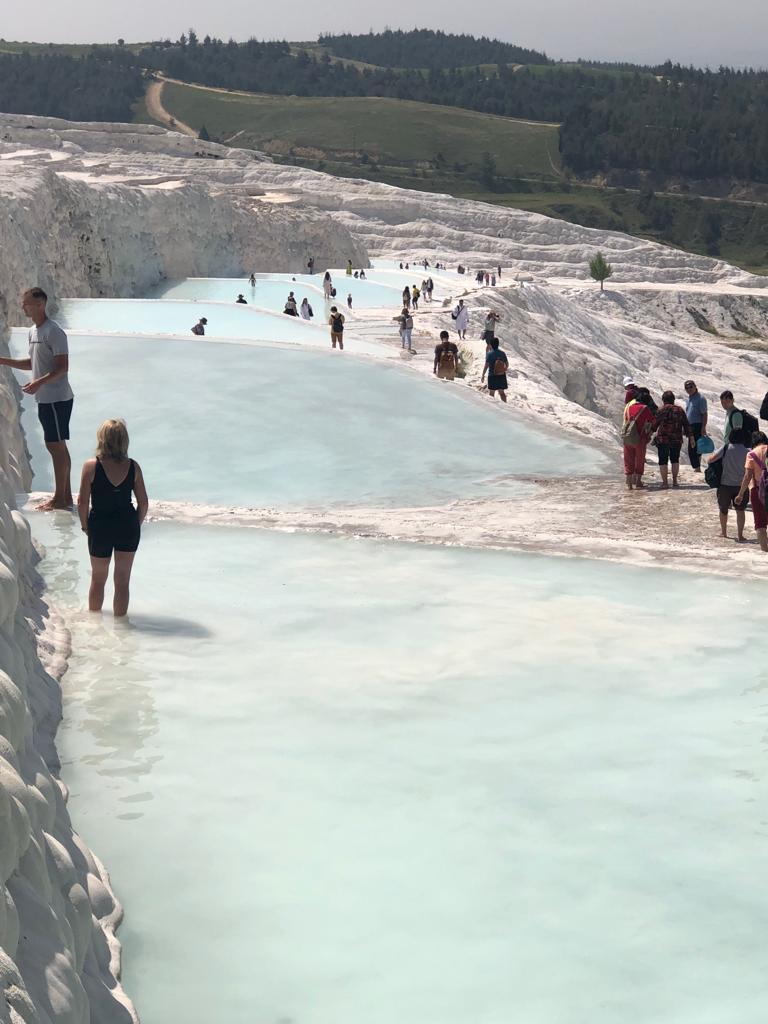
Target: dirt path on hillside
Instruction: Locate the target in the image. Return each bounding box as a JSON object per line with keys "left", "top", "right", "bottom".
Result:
{"left": 144, "top": 80, "right": 196, "bottom": 137}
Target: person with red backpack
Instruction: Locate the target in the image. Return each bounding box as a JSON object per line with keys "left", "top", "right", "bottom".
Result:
{"left": 737, "top": 431, "right": 768, "bottom": 552}
{"left": 481, "top": 337, "right": 508, "bottom": 402}
{"left": 622, "top": 387, "right": 656, "bottom": 490}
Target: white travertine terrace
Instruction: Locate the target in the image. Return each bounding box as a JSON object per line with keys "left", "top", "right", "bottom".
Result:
{"left": 0, "top": 114, "right": 766, "bottom": 1022}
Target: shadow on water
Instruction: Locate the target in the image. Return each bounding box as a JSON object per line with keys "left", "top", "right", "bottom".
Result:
{"left": 120, "top": 614, "right": 212, "bottom": 639}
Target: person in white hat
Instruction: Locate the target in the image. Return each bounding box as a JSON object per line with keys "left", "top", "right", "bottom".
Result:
{"left": 623, "top": 376, "right": 638, "bottom": 407}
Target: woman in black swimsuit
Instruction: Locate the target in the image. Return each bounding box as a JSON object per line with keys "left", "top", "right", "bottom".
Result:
{"left": 77, "top": 419, "right": 148, "bottom": 617}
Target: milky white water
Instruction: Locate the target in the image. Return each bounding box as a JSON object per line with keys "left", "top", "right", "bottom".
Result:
{"left": 11, "top": 331, "right": 602, "bottom": 507}
{"left": 55, "top": 298, "right": 364, "bottom": 348}
{"left": 149, "top": 275, "right": 409, "bottom": 310}
{"left": 34, "top": 513, "right": 768, "bottom": 1024}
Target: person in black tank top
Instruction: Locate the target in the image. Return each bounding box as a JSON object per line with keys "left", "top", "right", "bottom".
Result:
{"left": 77, "top": 419, "right": 148, "bottom": 618}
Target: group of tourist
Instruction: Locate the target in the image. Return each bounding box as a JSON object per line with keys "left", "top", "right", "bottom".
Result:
{"left": 474, "top": 267, "right": 501, "bottom": 286}
{"left": 622, "top": 376, "right": 768, "bottom": 549}
{"left": 0, "top": 288, "right": 147, "bottom": 616}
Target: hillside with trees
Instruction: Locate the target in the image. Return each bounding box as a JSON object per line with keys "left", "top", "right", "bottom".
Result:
{"left": 0, "top": 49, "right": 143, "bottom": 122}
{"left": 317, "top": 29, "right": 549, "bottom": 68}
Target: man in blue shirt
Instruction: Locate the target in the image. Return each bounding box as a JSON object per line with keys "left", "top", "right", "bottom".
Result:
{"left": 684, "top": 379, "right": 708, "bottom": 472}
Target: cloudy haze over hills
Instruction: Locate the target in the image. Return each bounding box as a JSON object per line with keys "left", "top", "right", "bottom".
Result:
{"left": 5, "top": 0, "right": 768, "bottom": 68}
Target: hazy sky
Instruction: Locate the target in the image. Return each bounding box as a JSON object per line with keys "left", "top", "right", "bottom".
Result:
{"left": 5, "top": 0, "right": 768, "bottom": 68}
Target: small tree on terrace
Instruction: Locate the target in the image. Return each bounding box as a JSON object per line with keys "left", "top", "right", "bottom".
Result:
{"left": 589, "top": 251, "right": 613, "bottom": 291}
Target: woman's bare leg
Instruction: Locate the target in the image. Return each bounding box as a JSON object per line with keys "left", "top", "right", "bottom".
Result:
{"left": 113, "top": 551, "right": 137, "bottom": 617}
{"left": 89, "top": 556, "right": 110, "bottom": 612}
{"left": 719, "top": 511, "right": 729, "bottom": 537}
{"left": 671, "top": 461, "right": 680, "bottom": 486}
{"left": 758, "top": 527, "right": 768, "bottom": 553}
{"left": 736, "top": 509, "right": 746, "bottom": 541}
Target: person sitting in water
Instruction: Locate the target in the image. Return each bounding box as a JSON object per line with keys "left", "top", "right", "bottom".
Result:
{"left": 77, "top": 419, "right": 148, "bottom": 618}
{"left": 359, "top": 269, "right": 366, "bottom": 279}
{"left": 236, "top": 294, "right": 247, "bottom": 304}
{"left": 284, "top": 292, "right": 298, "bottom": 316}
{"left": 191, "top": 317, "right": 207, "bottom": 336}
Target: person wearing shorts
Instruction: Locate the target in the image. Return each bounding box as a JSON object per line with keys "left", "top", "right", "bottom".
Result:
{"left": 0, "top": 287, "right": 74, "bottom": 509}
{"left": 481, "top": 337, "right": 508, "bottom": 402}
{"left": 708, "top": 428, "right": 749, "bottom": 540}
{"left": 78, "top": 419, "right": 148, "bottom": 617}
{"left": 328, "top": 306, "right": 345, "bottom": 350}
{"left": 652, "top": 391, "right": 692, "bottom": 488}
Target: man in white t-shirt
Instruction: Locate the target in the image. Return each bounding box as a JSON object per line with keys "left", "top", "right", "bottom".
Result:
{"left": 0, "top": 287, "right": 74, "bottom": 509}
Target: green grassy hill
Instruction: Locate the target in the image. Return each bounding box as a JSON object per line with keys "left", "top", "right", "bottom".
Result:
{"left": 158, "top": 82, "right": 562, "bottom": 179}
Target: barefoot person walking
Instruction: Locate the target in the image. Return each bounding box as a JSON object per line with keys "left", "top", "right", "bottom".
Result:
{"left": 328, "top": 306, "right": 345, "bottom": 350}
{"left": 78, "top": 420, "right": 148, "bottom": 617}
{"left": 0, "top": 287, "right": 74, "bottom": 509}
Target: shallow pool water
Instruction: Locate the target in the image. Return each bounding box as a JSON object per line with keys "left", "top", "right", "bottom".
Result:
{"left": 55, "top": 298, "right": 348, "bottom": 346}
{"left": 12, "top": 331, "right": 601, "bottom": 507}
{"left": 149, "top": 275, "right": 408, "bottom": 311}
{"left": 34, "top": 514, "right": 768, "bottom": 1024}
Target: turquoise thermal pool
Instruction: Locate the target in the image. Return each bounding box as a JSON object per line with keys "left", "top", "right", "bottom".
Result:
{"left": 34, "top": 514, "right": 768, "bottom": 1024}
{"left": 149, "top": 274, "right": 412, "bottom": 309}
{"left": 54, "top": 298, "right": 388, "bottom": 351}
{"left": 12, "top": 331, "right": 602, "bottom": 507}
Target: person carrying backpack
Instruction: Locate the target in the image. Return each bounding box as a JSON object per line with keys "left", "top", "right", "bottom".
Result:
{"left": 737, "top": 431, "right": 768, "bottom": 552}
{"left": 481, "top": 337, "right": 509, "bottom": 402}
{"left": 622, "top": 387, "right": 656, "bottom": 489}
{"left": 394, "top": 307, "right": 414, "bottom": 351}
{"left": 720, "top": 390, "right": 759, "bottom": 444}
{"left": 434, "top": 330, "right": 459, "bottom": 380}
{"left": 328, "top": 306, "right": 345, "bottom": 350}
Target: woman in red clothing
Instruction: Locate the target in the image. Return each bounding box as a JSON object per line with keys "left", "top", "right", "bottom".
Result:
{"left": 622, "top": 387, "right": 656, "bottom": 490}
{"left": 737, "top": 431, "right": 768, "bottom": 552}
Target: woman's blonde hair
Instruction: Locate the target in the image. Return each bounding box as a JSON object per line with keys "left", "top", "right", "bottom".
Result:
{"left": 95, "top": 419, "right": 129, "bottom": 460}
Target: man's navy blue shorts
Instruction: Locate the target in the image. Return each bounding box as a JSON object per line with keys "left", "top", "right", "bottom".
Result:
{"left": 37, "top": 399, "right": 73, "bottom": 443}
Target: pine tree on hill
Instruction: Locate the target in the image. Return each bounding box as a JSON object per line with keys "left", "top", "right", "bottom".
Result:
{"left": 589, "top": 252, "right": 613, "bottom": 291}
